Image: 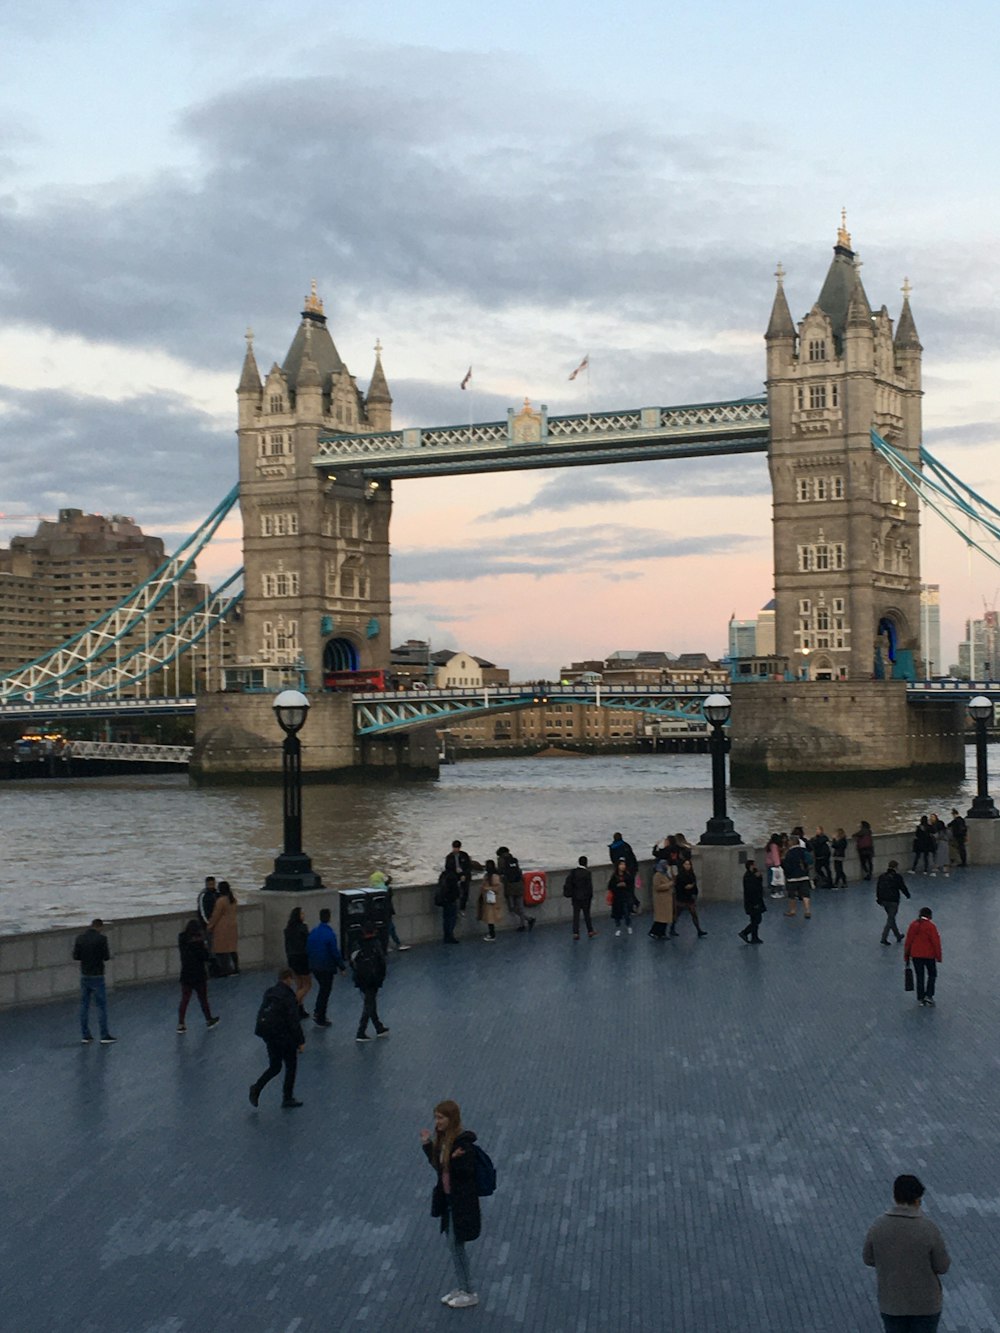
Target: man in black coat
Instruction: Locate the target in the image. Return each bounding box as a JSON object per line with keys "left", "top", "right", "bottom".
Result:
{"left": 875, "top": 859, "right": 911, "bottom": 945}
{"left": 445, "top": 840, "right": 473, "bottom": 915}
{"left": 250, "top": 969, "right": 305, "bottom": 1109}
{"left": 563, "top": 855, "right": 596, "bottom": 939}
{"left": 351, "top": 926, "right": 389, "bottom": 1041}
{"left": 739, "top": 860, "right": 766, "bottom": 943}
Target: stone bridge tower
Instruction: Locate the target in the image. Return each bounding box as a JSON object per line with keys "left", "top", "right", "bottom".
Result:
{"left": 765, "top": 218, "right": 923, "bottom": 681}
{"left": 235, "top": 286, "right": 392, "bottom": 690}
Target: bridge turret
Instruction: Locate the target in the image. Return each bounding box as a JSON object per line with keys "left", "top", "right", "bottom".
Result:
{"left": 843, "top": 269, "right": 874, "bottom": 375}
{"left": 765, "top": 263, "right": 796, "bottom": 373}
{"left": 237, "top": 329, "right": 262, "bottom": 427}
{"left": 365, "top": 339, "right": 393, "bottom": 432}
{"left": 894, "top": 282, "right": 922, "bottom": 390}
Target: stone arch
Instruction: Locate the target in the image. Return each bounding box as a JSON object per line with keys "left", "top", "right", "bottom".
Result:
{"left": 323, "top": 637, "right": 360, "bottom": 674}
{"left": 811, "top": 652, "right": 835, "bottom": 681}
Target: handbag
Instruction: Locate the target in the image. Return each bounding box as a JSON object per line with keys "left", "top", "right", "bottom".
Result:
{"left": 770, "top": 866, "right": 785, "bottom": 888}
{"left": 904, "top": 965, "right": 914, "bottom": 993}
{"left": 484, "top": 889, "right": 497, "bottom": 905}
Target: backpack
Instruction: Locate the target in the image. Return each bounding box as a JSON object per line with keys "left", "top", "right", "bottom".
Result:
{"left": 254, "top": 993, "right": 286, "bottom": 1041}
{"left": 351, "top": 939, "right": 384, "bottom": 989}
{"left": 503, "top": 854, "right": 522, "bottom": 886}
{"left": 472, "top": 1143, "right": 497, "bottom": 1197}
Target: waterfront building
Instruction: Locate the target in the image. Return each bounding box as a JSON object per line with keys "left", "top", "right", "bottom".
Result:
{"left": 728, "top": 617, "right": 757, "bottom": 659}
{"left": 919, "top": 584, "right": 941, "bottom": 677}
{"left": 0, "top": 509, "right": 207, "bottom": 686}
{"left": 755, "top": 600, "right": 776, "bottom": 655}
{"left": 958, "top": 611, "right": 1000, "bottom": 679}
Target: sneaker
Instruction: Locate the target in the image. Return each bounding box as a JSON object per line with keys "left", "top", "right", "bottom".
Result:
{"left": 281, "top": 1098, "right": 303, "bottom": 1108}
{"left": 615, "top": 929, "right": 621, "bottom": 937}
{"left": 588, "top": 931, "right": 598, "bottom": 938}
{"left": 483, "top": 934, "right": 495, "bottom": 941}
{"left": 313, "top": 1017, "right": 332, "bottom": 1027}
{"left": 207, "top": 1016, "right": 221, "bottom": 1029}
{"left": 81, "top": 1036, "right": 93, "bottom": 1044}
{"left": 249, "top": 1084, "right": 260, "bottom": 1108}
{"left": 627, "top": 926, "right": 633, "bottom": 935}
{"left": 925, "top": 997, "right": 936, "bottom": 1006}
{"left": 397, "top": 944, "right": 411, "bottom": 952}
{"left": 441, "top": 1291, "right": 461, "bottom": 1306}
{"left": 177, "top": 1023, "right": 187, "bottom": 1033}
{"left": 880, "top": 940, "right": 891, "bottom": 947}
{"left": 528, "top": 918, "right": 536, "bottom": 932}
{"left": 99, "top": 1035, "right": 117, "bottom": 1044}
{"left": 918, "top": 998, "right": 927, "bottom": 1006}
{"left": 376, "top": 1027, "right": 390, "bottom": 1037}
{"left": 697, "top": 929, "right": 708, "bottom": 938}
{"left": 447, "top": 1292, "right": 479, "bottom": 1308}
{"left": 356, "top": 1033, "right": 372, "bottom": 1042}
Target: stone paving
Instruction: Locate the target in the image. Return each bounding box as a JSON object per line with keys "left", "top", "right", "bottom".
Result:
{"left": 4, "top": 867, "right": 1000, "bottom": 1332}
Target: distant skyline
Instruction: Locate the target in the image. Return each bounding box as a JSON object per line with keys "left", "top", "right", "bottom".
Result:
{"left": 2, "top": 1, "right": 999, "bottom": 678}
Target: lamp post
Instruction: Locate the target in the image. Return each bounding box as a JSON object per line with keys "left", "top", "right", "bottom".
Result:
{"left": 262, "top": 689, "right": 324, "bottom": 891}
{"left": 966, "top": 694, "right": 999, "bottom": 820}
{"left": 699, "top": 693, "right": 742, "bottom": 846}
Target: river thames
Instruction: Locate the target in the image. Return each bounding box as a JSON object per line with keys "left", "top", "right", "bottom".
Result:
{"left": 1, "top": 748, "right": 989, "bottom": 933}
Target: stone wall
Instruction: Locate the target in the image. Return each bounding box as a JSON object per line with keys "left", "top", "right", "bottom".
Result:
{"left": 730, "top": 681, "right": 965, "bottom": 785}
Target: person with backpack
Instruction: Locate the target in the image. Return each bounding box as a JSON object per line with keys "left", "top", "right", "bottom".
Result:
{"left": 563, "top": 854, "right": 596, "bottom": 939}
{"left": 497, "top": 845, "right": 534, "bottom": 932}
{"left": 782, "top": 839, "right": 813, "bottom": 919}
{"left": 176, "top": 919, "right": 220, "bottom": 1033}
{"left": 249, "top": 969, "right": 304, "bottom": 1109}
{"left": 420, "top": 1098, "right": 490, "bottom": 1310}
{"left": 350, "top": 924, "right": 389, "bottom": 1040}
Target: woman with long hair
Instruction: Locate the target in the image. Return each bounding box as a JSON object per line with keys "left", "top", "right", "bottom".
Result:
{"left": 477, "top": 859, "right": 504, "bottom": 941}
{"left": 176, "top": 919, "right": 220, "bottom": 1033}
{"left": 607, "top": 858, "right": 633, "bottom": 937}
{"left": 207, "top": 880, "right": 239, "bottom": 975}
{"left": 283, "top": 907, "right": 312, "bottom": 1018}
{"left": 420, "top": 1099, "right": 481, "bottom": 1309}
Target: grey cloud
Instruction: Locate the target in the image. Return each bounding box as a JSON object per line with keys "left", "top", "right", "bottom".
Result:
{"left": 393, "top": 524, "right": 762, "bottom": 583}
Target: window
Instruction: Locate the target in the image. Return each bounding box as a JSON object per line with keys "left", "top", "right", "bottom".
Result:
{"left": 816, "top": 607, "right": 830, "bottom": 631}
{"left": 815, "top": 477, "right": 827, "bottom": 501}
{"left": 797, "top": 478, "right": 811, "bottom": 502}
{"left": 797, "top": 387, "right": 805, "bottom": 410}
{"left": 262, "top": 571, "right": 299, "bottom": 598}
{"left": 808, "top": 338, "right": 826, "bottom": 362}
{"left": 833, "top": 598, "right": 844, "bottom": 614}
{"left": 834, "top": 543, "right": 845, "bottom": 570}
{"left": 799, "top": 599, "right": 811, "bottom": 614}
{"left": 338, "top": 505, "right": 355, "bottom": 538}
{"left": 809, "top": 384, "right": 827, "bottom": 409}
{"left": 269, "top": 394, "right": 284, "bottom": 413}
{"left": 815, "top": 545, "right": 830, "bottom": 571}
{"left": 833, "top": 476, "right": 844, "bottom": 500}
{"left": 831, "top": 384, "right": 839, "bottom": 408}
{"left": 798, "top": 546, "right": 813, "bottom": 571}
{"left": 340, "top": 568, "right": 355, "bottom": 597}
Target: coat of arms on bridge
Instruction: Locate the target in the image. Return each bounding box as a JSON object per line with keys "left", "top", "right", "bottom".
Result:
{"left": 508, "top": 397, "right": 547, "bottom": 444}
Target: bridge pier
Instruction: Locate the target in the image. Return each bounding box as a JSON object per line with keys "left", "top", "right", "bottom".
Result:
{"left": 729, "top": 680, "right": 965, "bottom": 787}
{"left": 191, "top": 692, "right": 439, "bottom": 783}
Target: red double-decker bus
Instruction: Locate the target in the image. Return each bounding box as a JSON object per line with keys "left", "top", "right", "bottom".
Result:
{"left": 324, "top": 668, "right": 388, "bottom": 692}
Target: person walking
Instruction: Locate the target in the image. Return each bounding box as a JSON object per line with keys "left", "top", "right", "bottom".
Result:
{"left": 350, "top": 924, "right": 389, "bottom": 1040}
{"left": 562, "top": 855, "right": 596, "bottom": 939}
{"left": 497, "top": 846, "right": 534, "bottom": 932}
{"left": 855, "top": 820, "right": 875, "bottom": 881}
{"left": 738, "top": 859, "right": 766, "bottom": 943}
{"left": 369, "top": 871, "right": 410, "bottom": 951}
{"left": 73, "top": 918, "right": 116, "bottom": 1045}
{"left": 875, "top": 861, "right": 911, "bottom": 945}
{"left": 765, "top": 833, "right": 785, "bottom": 898}
{"left": 649, "top": 858, "right": 675, "bottom": 940}
{"left": 307, "top": 907, "right": 346, "bottom": 1027}
{"left": 831, "top": 828, "right": 849, "bottom": 888}
{"left": 249, "top": 969, "right": 304, "bottom": 1109}
{"left": 947, "top": 808, "right": 968, "bottom": 868}
{"left": 862, "top": 1173, "right": 950, "bottom": 1330}
{"left": 206, "top": 880, "right": 239, "bottom": 976}
{"left": 283, "top": 907, "right": 312, "bottom": 1017}
{"left": 782, "top": 839, "right": 813, "bottom": 919}
{"left": 904, "top": 907, "right": 942, "bottom": 1007}
{"left": 176, "top": 919, "right": 220, "bottom": 1032}
{"left": 810, "top": 826, "right": 833, "bottom": 888}
{"left": 672, "top": 859, "right": 707, "bottom": 937}
{"left": 420, "top": 1099, "right": 482, "bottom": 1310}
{"left": 608, "top": 858, "right": 634, "bottom": 936}
{"left": 911, "top": 816, "right": 935, "bottom": 875}
{"left": 445, "top": 840, "right": 473, "bottom": 915}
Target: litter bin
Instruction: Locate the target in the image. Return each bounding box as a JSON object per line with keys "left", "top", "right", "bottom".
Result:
{"left": 522, "top": 870, "right": 547, "bottom": 907}
{"left": 339, "top": 887, "right": 390, "bottom": 957}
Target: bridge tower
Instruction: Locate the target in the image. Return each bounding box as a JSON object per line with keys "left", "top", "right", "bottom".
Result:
{"left": 766, "top": 218, "right": 923, "bottom": 681}
{"left": 235, "top": 285, "right": 393, "bottom": 689}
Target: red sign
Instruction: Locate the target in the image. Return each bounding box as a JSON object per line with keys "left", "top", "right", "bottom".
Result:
{"left": 522, "top": 871, "right": 547, "bottom": 906}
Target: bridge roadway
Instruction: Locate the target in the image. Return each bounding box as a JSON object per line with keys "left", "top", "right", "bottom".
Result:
{"left": 5, "top": 868, "right": 1000, "bottom": 1331}
{"left": 0, "top": 679, "right": 996, "bottom": 728}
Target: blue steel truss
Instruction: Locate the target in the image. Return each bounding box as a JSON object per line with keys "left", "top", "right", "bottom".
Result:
{"left": 353, "top": 684, "right": 714, "bottom": 736}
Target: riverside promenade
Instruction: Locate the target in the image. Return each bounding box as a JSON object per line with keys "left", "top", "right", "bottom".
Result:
{"left": 5, "top": 871, "right": 1000, "bottom": 1332}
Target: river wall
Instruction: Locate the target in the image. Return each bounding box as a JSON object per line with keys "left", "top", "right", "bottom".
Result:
{"left": 5, "top": 826, "right": 996, "bottom": 1012}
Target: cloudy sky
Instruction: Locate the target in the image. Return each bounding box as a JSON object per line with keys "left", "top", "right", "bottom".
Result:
{"left": 2, "top": 0, "right": 999, "bottom": 676}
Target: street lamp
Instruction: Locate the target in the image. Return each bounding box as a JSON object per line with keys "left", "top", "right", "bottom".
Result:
{"left": 699, "top": 693, "right": 742, "bottom": 846}
{"left": 966, "top": 694, "right": 999, "bottom": 820}
{"left": 262, "top": 689, "right": 324, "bottom": 891}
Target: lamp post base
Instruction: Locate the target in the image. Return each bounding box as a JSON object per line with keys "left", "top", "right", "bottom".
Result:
{"left": 967, "top": 795, "right": 1000, "bottom": 820}
{"left": 699, "top": 817, "right": 743, "bottom": 846}
{"left": 262, "top": 853, "right": 324, "bottom": 893}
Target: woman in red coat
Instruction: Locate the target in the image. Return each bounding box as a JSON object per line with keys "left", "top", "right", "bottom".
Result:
{"left": 904, "top": 907, "right": 942, "bottom": 1007}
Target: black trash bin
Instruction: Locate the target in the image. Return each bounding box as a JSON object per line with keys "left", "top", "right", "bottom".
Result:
{"left": 339, "top": 887, "right": 390, "bottom": 957}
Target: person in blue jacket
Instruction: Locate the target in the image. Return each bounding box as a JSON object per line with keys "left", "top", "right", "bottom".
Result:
{"left": 307, "top": 908, "right": 346, "bottom": 1027}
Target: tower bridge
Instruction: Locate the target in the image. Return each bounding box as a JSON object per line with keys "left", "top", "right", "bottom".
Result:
{"left": 3, "top": 222, "right": 990, "bottom": 784}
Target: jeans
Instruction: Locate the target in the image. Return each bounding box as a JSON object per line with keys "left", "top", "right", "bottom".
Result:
{"left": 179, "top": 981, "right": 211, "bottom": 1023}
{"left": 442, "top": 903, "right": 458, "bottom": 941}
{"left": 571, "top": 901, "right": 594, "bottom": 935}
{"left": 358, "top": 986, "right": 385, "bottom": 1035}
{"left": 742, "top": 909, "right": 763, "bottom": 940}
{"left": 388, "top": 920, "right": 401, "bottom": 948}
{"left": 881, "top": 1315, "right": 940, "bottom": 1332}
{"left": 913, "top": 957, "right": 937, "bottom": 1001}
{"left": 446, "top": 1221, "right": 472, "bottom": 1292}
{"left": 506, "top": 893, "right": 532, "bottom": 929}
{"left": 912, "top": 851, "right": 931, "bottom": 873}
{"left": 312, "top": 968, "right": 334, "bottom": 1022}
{"left": 814, "top": 858, "right": 832, "bottom": 887}
{"left": 833, "top": 859, "right": 847, "bottom": 886}
{"left": 79, "top": 975, "right": 110, "bottom": 1039}
{"left": 253, "top": 1040, "right": 297, "bottom": 1101}
{"left": 880, "top": 903, "right": 903, "bottom": 943}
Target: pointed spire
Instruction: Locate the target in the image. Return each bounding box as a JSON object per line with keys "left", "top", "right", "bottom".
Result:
{"left": 895, "top": 277, "right": 922, "bottom": 350}
{"left": 366, "top": 337, "right": 392, "bottom": 403}
{"left": 766, "top": 262, "right": 795, "bottom": 340}
{"left": 846, "top": 262, "right": 872, "bottom": 328}
{"left": 303, "top": 279, "right": 325, "bottom": 321}
{"left": 837, "top": 207, "right": 852, "bottom": 253}
{"left": 238, "top": 326, "right": 262, "bottom": 394}
{"left": 295, "top": 321, "right": 322, "bottom": 389}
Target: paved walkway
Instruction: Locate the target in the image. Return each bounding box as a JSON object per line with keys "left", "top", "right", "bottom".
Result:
{"left": 4, "top": 869, "right": 1000, "bottom": 1332}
